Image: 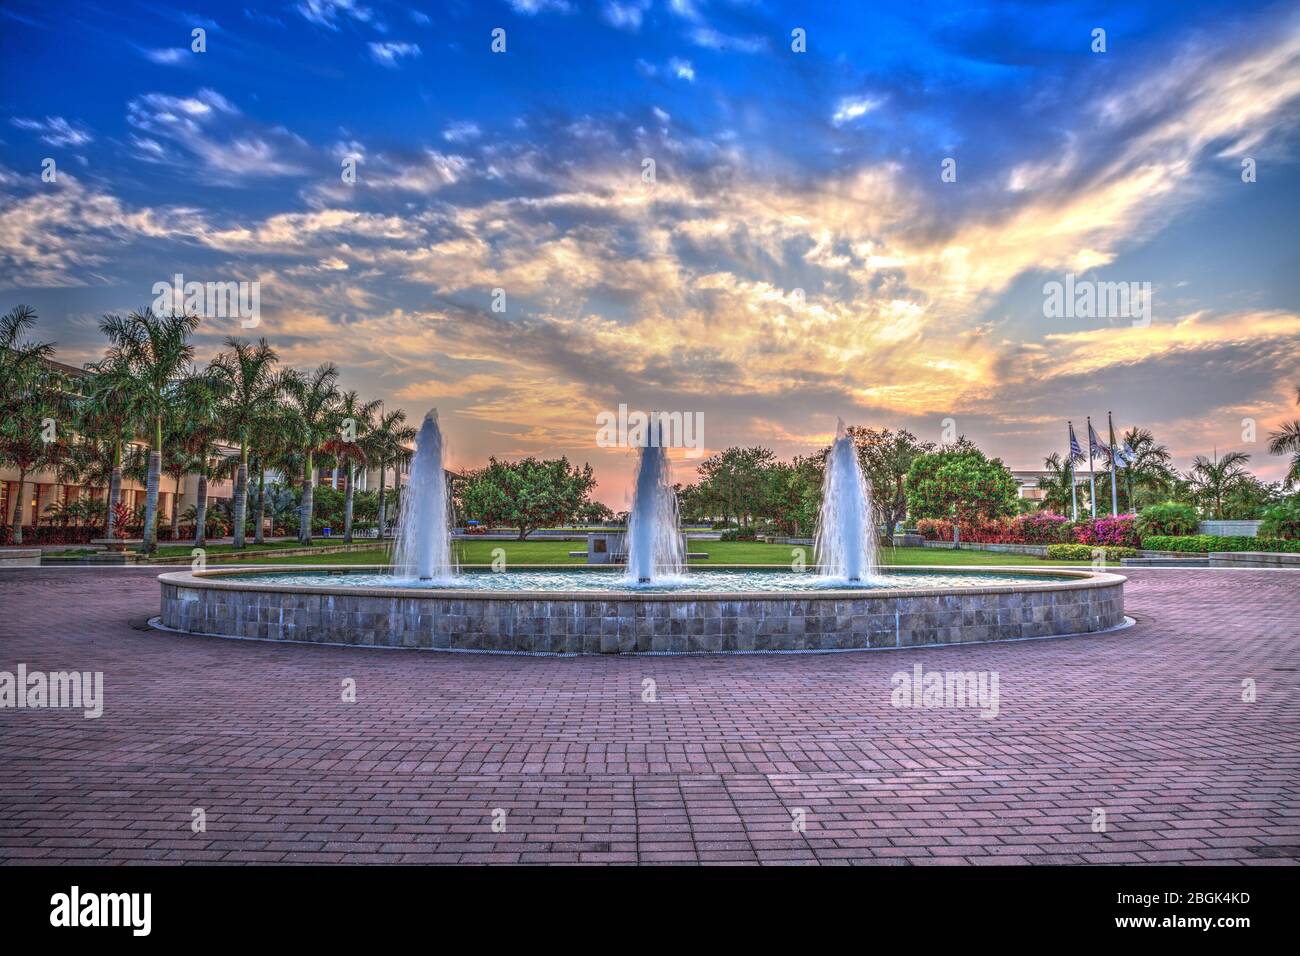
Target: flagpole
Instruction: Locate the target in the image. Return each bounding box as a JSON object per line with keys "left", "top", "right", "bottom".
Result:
{"left": 1108, "top": 411, "right": 1119, "bottom": 517}
{"left": 1067, "top": 421, "right": 1078, "bottom": 521}
{"left": 1087, "top": 416, "right": 1097, "bottom": 519}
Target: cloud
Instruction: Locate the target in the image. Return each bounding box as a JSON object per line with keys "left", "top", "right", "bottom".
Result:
{"left": 443, "top": 121, "right": 481, "bottom": 143}
{"left": 126, "top": 88, "right": 308, "bottom": 182}
{"left": 831, "top": 95, "right": 884, "bottom": 127}
{"left": 296, "top": 0, "right": 373, "bottom": 30}
{"left": 602, "top": 1, "right": 651, "bottom": 32}
{"left": 688, "top": 27, "right": 768, "bottom": 54}
{"left": 668, "top": 57, "right": 695, "bottom": 82}
{"left": 508, "top": 0, "right": 575, "bottom": 13}
{"left": 368, "top": 41, "right": 421, "bottom": 67}
{"left": 10, "top": 116, "right": 93, "bottom": 147}
{"left": 141, "top": 47, "right": 188, "bottom": 65}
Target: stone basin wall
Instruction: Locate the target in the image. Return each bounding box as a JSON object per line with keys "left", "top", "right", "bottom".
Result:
{"left": 158, "top": 567, "right": 1126, "bottom": 654}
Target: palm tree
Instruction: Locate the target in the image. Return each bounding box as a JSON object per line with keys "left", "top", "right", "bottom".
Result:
{"left": 0, "top": 307, "right": 69, "bottom": 544}
{"left": 1113, "top": 427, "right": 1175, "bottom": 511}
{"left": 98, "top": 309, "right": 199, "bottom": 554}
{"left": 1189, "top": 450, "right": 1252, "bottom": 520}
{"left": 209, "top": 337, "right": 281, "bottom": 549}
{"left": 319, "top": 391, "right": 380, "bottom": 543}
{"left": 282, "top": 364, "right": 341, "bottom": 545}
{"left": 171, "top": 374, "right": 227, "bottom": 548}
{"left": 1035, "top": 452, "right": 1076, "bottom": 514}
{"left": 76, "top": 355, "right": 139, "bottom": 537}
{"left": 1268, "top": 387, "right": 1300, "bottom": 489}
{"left": 364, "top": 406, "right": 415, "bottom": 541}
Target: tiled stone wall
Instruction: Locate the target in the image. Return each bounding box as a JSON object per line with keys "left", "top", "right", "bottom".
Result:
{"left": 160, "top": 574, "right": 1125, "bottom": 654}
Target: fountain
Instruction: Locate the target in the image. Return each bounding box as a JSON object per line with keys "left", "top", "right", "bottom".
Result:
{"left": 158, "top": 417, "right": 1127, "bottom": 654}
{"left": 815, "top": 420, "right": 877, "bottom": 582}
{"left": 392, "top": 410, "right": 456, "bottom": 582}
{"left": 624, "top": 418, "right": 685, "bottom": 584}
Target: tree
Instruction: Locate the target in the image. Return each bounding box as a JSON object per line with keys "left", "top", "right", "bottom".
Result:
{"left": 844, "top": 427, "right": 935, "bottom": 540}
{"left": 77, "top": 354, "right": 138, "bottom": 537}
{"left": 0, "top": 307, "right": 69, "bottom": 544}
{"left": 905, "top": 441, "right": 1019, "bottom": 542}
{"left": 1188, "top": 450, "right": 1252, "bottom": 520}
{"left": 209, "top": 337, "right": 281, "bottom": 549}
{"left": 281, "top": 364, "right": 341, "bottom": 544}
{"left": 1036, "top": 452, "right": 1075, "bottom": 515}
{"left": 98, "top": 308, "right": 199, "bottom": 554}
{"left": 1115, "top": 427, "right": 1175, "bottom": 511}
{"left": 693, "top": 446, "right": 776, "bottom": 529}
{"left": 319, "top": 391, "right": 379, "bottom": 543}
{"left": 458, "top": 457, "right": 597, "bottom": 539}
{"left": 1268, "top": 387, "right": 1300, "bottom": 489}
{"left": 363, "top": 407, "right": 415, "bottom": 540}
{"left": 172, "top": 373, "right": 228, "bottom": 548}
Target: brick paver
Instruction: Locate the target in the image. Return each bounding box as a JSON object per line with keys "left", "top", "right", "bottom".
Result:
{"left": 1, "top": 567, "right": 1296, "bottom": 865}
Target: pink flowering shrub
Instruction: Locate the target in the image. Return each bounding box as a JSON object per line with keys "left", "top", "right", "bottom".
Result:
{"left": 1073, "top": 514, "right": 1140, "bottom": 548}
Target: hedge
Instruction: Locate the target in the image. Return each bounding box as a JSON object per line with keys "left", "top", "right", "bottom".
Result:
{"left": 1047, "top": 544, "right": 1138, "bottom": 561}
{"left": 1140, "top": 535, "right": 1300, "bottom": 554}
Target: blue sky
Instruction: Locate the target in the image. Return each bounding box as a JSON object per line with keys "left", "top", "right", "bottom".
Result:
{"left": 2, "top": 0, "right": 1299, "bottom": 503}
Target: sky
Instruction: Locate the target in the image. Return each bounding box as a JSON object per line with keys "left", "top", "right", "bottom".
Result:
{"left": 2, "top": 0, "right": 1298, "bottom": 507}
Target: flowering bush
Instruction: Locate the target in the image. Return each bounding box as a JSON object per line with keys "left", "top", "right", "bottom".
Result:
{"left": 915, "top": 512, "right": 1075, "bottom": 544}
{"left": 1073, "top": 514, "right": 1140, "bottom": 548}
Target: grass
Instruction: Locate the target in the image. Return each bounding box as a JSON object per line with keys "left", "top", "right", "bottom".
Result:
{"left": 222, "top": 539, "right": 1081, "bottom": 567}
{"left": 154, "top": 538, "right": 364, "bottom": 557}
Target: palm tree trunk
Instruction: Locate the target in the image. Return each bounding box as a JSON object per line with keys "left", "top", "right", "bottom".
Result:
{"left": 344, "top": 462, "right": 355, "bottom": 543}
{"left": 299, "top": 453, "right": 314, "bottom": 545}
{"left": 194, "top": 474, "right": 208, "bottom": 548}
{"left": 10, "top": 471, "right": 28, "bottom": 545}
{"left": 376, "top": 461, "right": 387, "bottom": 540}
{"left": 106, "top": 455, "right": 122, "bottom": 538}
{"left": 171, "top": 475, "right": 182, "bottom": 540}
{"left": 254, "top": 467, "right": 266, "bottom": 545}
{"left": 144, "top": 452, "right": 160, "bottom": 555}
{"left": 233, "top": 447, "right": 248, "bottom": 549}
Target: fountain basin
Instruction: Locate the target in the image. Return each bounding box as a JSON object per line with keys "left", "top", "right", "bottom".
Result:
{"left": 158, "top": 565, "right": 1126, "bottom": 654}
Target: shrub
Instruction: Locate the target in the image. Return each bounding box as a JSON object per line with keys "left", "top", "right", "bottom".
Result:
{"left": 719, "top": 529, "right": 757, "bottom": 542}
{"left": 1047, "top": 543, "right": 1138, "bottom": 561}
{"left": 1137, "top": 501, "right": 1199, "bottom": 537}
{"left": 1258, "top": 500, "right": 1300, "bottom": 540}
{"left": 1072, "top": 514, "right": 1140, "bottom": 548}
{"left": 1139, "top": 534, "right": 1300, "bottom": 554}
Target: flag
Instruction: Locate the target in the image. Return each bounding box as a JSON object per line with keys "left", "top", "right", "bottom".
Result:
{"left": 1068, "top": 423, "right": 1084, "bottom": 464}
{"left": 1120, "top": 442, "right": 1136, "bottom": 467}
{"left": 1088, "top": 421, "right": 1105, "bottom": 459}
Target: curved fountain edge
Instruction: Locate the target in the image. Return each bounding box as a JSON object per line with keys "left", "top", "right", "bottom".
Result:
{"left": 156, "top": 563, "right": 1125, "bottom": 601}
{"left": 157, "top": 565, "right": 1126, "bottom": 654}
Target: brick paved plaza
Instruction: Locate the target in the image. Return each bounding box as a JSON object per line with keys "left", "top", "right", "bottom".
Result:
{"left": 1, "top": 567, "right": 1296, "bottom": 865}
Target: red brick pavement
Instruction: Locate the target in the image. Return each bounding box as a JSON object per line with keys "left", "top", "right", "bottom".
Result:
{"left": 0, "top": 567, "right": 1296, "bottom": 865}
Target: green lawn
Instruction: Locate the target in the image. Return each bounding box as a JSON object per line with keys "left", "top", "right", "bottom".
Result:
{"left": 222, "top": 539, "right": 1080, "bottom": 567}
{"left": 154, "top": 538, "right": 350, "bottom": 557}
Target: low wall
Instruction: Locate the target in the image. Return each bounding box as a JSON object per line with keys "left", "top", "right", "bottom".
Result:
{"left": 920, "top": 541, "right": 1050, "bottom": 557}
{"left": 1198, "top": 520, "right": 1261, "bottom": 537}
{"left": 158, "top": 566, "right": 1126, "bottom": 654}
{"left": 0, "top": 548, "right": 41, "bottom": 567}
{"left": 1209, "top": 552, "right": 1300, "bottom": 569}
